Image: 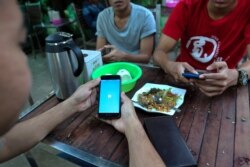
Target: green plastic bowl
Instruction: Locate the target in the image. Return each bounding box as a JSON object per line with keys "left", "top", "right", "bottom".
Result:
{"left": 92, "top": 62, "right": 142, "bottom": 92}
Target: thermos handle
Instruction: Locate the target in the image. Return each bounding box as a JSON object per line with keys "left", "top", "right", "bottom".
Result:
{"left": 65, "top": 43, "right": 83, "bottom": 77}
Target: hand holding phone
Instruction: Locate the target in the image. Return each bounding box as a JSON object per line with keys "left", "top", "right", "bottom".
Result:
{"left": 101, "top": 47, "right": 112, "bottom": 56}
{"left": 98, "top": 75, "right": 121, "bottom": 119}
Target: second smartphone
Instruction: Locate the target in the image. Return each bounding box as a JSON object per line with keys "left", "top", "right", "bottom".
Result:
{"left": 182, "top": 72, "right": 201, "bottom": 79}
{"left": 98, "top": 75, "right": 121, "bottom": 119}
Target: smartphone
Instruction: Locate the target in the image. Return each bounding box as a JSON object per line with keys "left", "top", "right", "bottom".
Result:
{"left": 101, "top": 47, "right": 111, "bottom": 56}
{"left": 98, "top": 75, "right": 121, "bottom": 119}
{"left": 182, "top": 72, "right": 202, "bottom": 79}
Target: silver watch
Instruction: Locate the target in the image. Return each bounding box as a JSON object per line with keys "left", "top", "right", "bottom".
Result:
{"left": 237, "top": 69, "right": 248, "bottom": 86}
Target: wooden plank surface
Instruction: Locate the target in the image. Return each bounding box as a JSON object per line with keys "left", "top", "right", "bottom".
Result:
{"left": 198, "top": 94, "right": 224, "bottom": 166}
{"left": 186, "top": 91, "right": 209, "bottom": 162}
{"left": 53, "top": 107, "right": 94, "bottom": 141}
{"left": 216, "top": 87, "right": 236, "bottom": 167}
{"left": 99, "top": 131, "right": 124, "bottom": 159}
{"left": 21, "top": 66, "right": 250, "bottom": 167}
{"left": 234, "top": 85, "right": 250, "bottom": 167}
{"left": 109, "top": 138, "right": 129, "bottom": 166}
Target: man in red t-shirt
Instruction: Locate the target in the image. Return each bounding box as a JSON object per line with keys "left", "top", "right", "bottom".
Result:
{"left": 153, "top": 0, "right": 250, "bottom": 96}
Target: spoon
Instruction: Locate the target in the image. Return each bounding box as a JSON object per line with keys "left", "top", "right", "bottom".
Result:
{"left": 152, "top": 95, "right": 181, "bottom": 112}
{"left": 153, "top": 95, "right": 163, "bottom": 104}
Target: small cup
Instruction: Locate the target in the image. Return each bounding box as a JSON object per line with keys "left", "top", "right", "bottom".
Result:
{"left": 117, "top": 69, "right": 132, "bottom": 83}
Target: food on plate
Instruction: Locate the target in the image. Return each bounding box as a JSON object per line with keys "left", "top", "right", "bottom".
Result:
{"left": 137, "top": 88, "right": 180, "bottom": 112}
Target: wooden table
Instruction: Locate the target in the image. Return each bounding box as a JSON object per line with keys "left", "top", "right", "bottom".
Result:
{"left": 22, "top": 66, "right": 250, "bottom": 167}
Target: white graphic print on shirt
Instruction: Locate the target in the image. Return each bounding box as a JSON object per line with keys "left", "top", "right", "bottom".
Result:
{"left": 186, "top": 36, "right": 220, "bottom": 63}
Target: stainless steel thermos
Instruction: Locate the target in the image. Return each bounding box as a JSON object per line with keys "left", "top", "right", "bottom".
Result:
{"left": 45, "top": 32, "right": 84, "bottom": 100}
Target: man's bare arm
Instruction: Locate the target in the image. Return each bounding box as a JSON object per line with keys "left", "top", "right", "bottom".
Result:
{"left": 98, "top": 35, "right": 155, "bottom": 63}
{"left": 96, "top": 36, "right": 107, "bottom": 50}
{"left": 0, "top": 79, "right": 100, "bottom": 162}
{"left": 0, "top": 100, "right": 77, "bottom": 162}
{"left": 126, "top": 120, "right": 165, "bottom": 167}
{"left": 153, "top": 34, "right": 178, "bottom": 73}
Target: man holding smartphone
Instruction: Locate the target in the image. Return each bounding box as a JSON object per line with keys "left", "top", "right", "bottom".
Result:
{"left": 0, "top": 0, "right": 164, "bottom": 166}
{"left": 153, "top": 0, "right": 250, "bottom": 97}
{"left": 96, "top": 0, "right": 156, "bottom": 63}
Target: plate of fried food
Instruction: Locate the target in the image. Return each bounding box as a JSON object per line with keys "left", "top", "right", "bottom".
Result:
{"left": 131, "top": 83, "right": 186, "bottom": 115}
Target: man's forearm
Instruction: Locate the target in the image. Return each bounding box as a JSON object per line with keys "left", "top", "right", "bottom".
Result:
{"left": 125, "top": 120, "right": 165, "bottom": 167}
{"left": 122, "top": 52, "right": 151, "bottom": 63}
{"left": 0, "top": 99, "right": 77, "bottom": 162}
{"left": 153, "top": 49, "right": 173, "bottom": 74}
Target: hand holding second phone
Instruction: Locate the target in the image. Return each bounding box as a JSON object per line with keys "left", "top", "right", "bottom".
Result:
{"left": 102, "top": 45, "right": 126, "bottom": 62}
{"left": 192, "top": 61, "right": 238, "bottom": 97}
{"left": 167, "top": 61, "right": 196, "bottom": 83}
{"left": 66, "top": 79, "right": 100, "bottom": 112}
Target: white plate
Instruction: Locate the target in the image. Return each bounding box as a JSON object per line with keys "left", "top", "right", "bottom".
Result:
{"left": 132, "top": 83, "right": 186, "bottom": 116}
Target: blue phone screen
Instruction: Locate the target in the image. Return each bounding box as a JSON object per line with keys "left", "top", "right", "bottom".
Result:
{"left": 99, "top": 79, "right": 120, "bottom": 113}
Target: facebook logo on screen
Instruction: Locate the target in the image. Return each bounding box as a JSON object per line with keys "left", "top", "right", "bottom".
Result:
{"left": 99, "top": 79, "right": 120, "bottom": 113}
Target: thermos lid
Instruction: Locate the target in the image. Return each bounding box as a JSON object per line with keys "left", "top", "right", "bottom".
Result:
{"left": 46, "top": 32, "right": 73, "bottom": 44}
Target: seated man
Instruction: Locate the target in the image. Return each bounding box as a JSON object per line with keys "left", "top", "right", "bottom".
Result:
{"left": 82, "top": 0, "right": 105, "bottom": 33}
{"left": 96, "top": 0, "right": 156, "bottom": 63}
{"left": 153, "top": 0, "right": 250, "bottom": 97}
{"left": 0, "top": 1, "right": 164, "bottom": 166}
